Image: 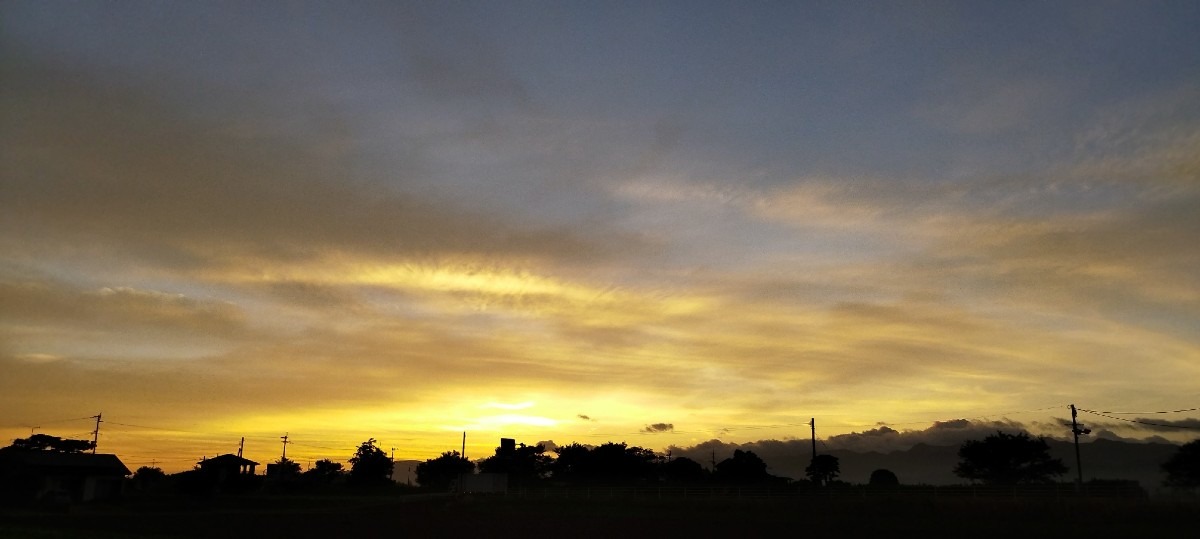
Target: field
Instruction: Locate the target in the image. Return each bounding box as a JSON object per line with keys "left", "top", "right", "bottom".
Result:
{"left": 2, "top": 491, "right": 1196, "bottom": 538}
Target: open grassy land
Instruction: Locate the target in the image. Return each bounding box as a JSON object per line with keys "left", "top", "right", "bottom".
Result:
{"left": 2, "top": 493, "right": 1195, "bottom": 538}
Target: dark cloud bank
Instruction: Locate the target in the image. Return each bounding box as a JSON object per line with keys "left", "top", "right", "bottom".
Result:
{"left": 666, "top": 419, "right": 1191, "bottom": 488}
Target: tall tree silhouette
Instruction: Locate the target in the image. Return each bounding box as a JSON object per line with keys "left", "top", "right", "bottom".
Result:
{"left": 271, "top": 457, "right": 301, "bottom": 478}
{"left": 1162, "top": 439, "right": 1200, "bottom": 488}
{"left": 661, "top": 456, "right": 707, "bottom": 484}
{"left": 715, "top": 449, "right": 774, "bottom": 484}
{"left": 478, "top": 441, "right": 550, "bottom": 486}
{"left": 301, "top": 459, "right": 344, "bottom": 484}
{"left": 550, "top": 443, "right": 592, "bottom": 482}
{"left": 416, "top": 451, "right": 474, "bottom": 491}
{"left": 805, "top": 454, "right": 840, "bottom": 486}
{"left": 348, "top": 438, "right": 393, "bottom": 486}
{"left": 954, "top": 431, "right": 1067, "bottom": 485}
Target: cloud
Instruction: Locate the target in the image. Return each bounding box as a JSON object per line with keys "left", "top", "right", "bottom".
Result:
{"left": 1129, "top": 418, "right": 1200, "bottom": 432}
{"left": 0, "top": 50, "right": 643, "bottom": 276}
{"left": 643, "top": 423, "right": 674, "bottom": 433}
{"left": 822, "top": 419, "right": 1034, "bottom": 453}
{"left": 484, "top": 402, "right": 535, "bottom": 411}
{"left": 390, "top": 4, "right": 531, "bottom": 108}
{"left": 914, "top": 75, "right": 1070, "bottom": 135}
{"left": 577, "top": 415, "right": 592, "bottom": 421}
{"left": 0, "top": 277, "right": 254, "bottom": 359}
{"left": 666, "top": 419, "right": 1052, "bottom": 469}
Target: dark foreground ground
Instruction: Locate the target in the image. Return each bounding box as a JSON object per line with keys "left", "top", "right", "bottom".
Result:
{"left": 2, "top": 493, "right": 1196, "bottom": 538}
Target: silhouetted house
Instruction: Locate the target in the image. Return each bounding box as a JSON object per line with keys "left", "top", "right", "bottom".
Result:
{"left": 198, "top": 454, "right": 258, "bottom": 482}
{"left": 0, "top": 451, "right": 131, "bottom": 503}
{"left": 192, "top": 454, "right": 260, "bottom": 494}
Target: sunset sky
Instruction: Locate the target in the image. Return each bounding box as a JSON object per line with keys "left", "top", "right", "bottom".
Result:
{"left": 2, "top": 1, "right": 1198, "bottom": 473}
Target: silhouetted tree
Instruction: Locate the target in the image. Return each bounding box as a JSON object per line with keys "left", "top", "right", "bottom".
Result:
{"left": 805, "top": 454, "right": 840, "bottom": 486}
{"left": 2, "top": 434, "right": 94, "bottom": 453}
{"left": 130, "top": 466, "right": 167, "bottom": 491}
{"left": 271, "top": 457, "right": 301, "bottom": 478}
{"left": 478, "top": 441, "right": 550, "bottom": 486}
{"left": 715, "top": 449, "right": 773, "bottom": 484}
{"left": 661, "top": 456, "right": 707, "bottom": 484}
{"left": 416, "top": 451, "right": 474, "bottom": 491}
{"left": 1162, "top": 439, "right": 1200, "bottom": 488}
{"left": 550, "top": 443, "right": 592, "bottom": 482}
{"left": 868, "top": 468, "right": 899, "bottom": 487}
{"left": 348, "top": 438, "right": 393, "bottom": 486}
{"left": 301, "top": 459, "right": 344, "bottom": 484}
{"left": 590, "top": 442, "right": 658, "bottom": 483}
{"left": 954, "top": 431, "right": 1067, "bottom": 485}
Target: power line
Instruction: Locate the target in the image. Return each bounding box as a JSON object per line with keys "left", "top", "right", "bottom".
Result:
{"left": 27, "top": 416, "right": 95, "bottom": 425}
{"left": 1081, "top": 407, "right": 1199, "bottom": 415}
{"left": 105, "top": 421, "right": 189, "bottom": 432}
{"left": 1077, "top": 409, "right": 1200, "bottom": 430}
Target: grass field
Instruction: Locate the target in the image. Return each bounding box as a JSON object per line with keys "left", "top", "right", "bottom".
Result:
{"left": 2, "top": 492, "right": 1196, "bottom": 538}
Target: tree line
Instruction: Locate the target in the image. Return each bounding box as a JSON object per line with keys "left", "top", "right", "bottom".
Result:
{"left": 4, "top": 431, "right": 1199, "bottom": 494}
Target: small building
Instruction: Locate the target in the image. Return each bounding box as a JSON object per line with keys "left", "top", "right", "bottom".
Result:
{"left": 193, "top": 454, "right": 261, "bottom": 494}
{"left": 198, "top": 454, "right": 258, "bottom": 481}
{"left": 0, "top": 451, "right": 131, "bottom": 503}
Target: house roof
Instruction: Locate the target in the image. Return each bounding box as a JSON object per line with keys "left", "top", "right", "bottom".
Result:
{"left": 0, "top": 450, "right": 132, "bottom": 476}
{"left": 199, "top": 453, "right": 259, "bottom": 467}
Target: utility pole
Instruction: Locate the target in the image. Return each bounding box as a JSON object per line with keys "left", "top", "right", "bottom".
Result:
{"left": 280, "top": 433, "right": 290, "bottom": 461}
{"left": 461, "top": 432, "right": 466, "bottom": 459}
{"left": 810, "top": 418, "right": 816, "bottom": 462}
{"left": 1069, "top": 404, "right": 1090, "bottom": 491}
{"left": 238, "top": 437, "right": 245, "bottom": 458}
{"left": 390, "top": 447, "right": 396, "bottom": 481}
{"left": 91, "top": 413, "right": 102, "bottom": 454}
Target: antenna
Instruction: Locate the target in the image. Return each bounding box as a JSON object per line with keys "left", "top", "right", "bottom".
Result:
{"left": 280, "top": 433, "right": 290, "bottom": 461}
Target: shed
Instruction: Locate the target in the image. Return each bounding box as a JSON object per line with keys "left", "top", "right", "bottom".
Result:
{"left": 0, "top": 451, "right": 131, "bottom": 503}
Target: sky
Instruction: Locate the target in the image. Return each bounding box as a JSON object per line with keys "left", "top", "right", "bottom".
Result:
{"left": 2, "top": 1, "right": 1198, "bottom": 473}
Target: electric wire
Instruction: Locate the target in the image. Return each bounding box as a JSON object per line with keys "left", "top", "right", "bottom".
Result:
{"left": 1077, "top": 409, "right": 1200, "bottom": 430}
{"left": 1080, "top": 407, "right": 1199, "bottom": 415}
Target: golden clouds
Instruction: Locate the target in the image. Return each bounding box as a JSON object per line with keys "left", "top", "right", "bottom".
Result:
{"left": 4, "top": 7, "right": 1200, "bottom": 471}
